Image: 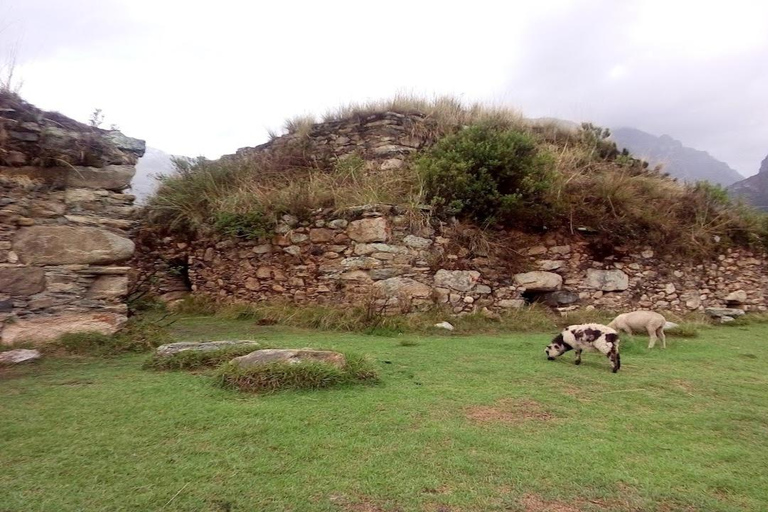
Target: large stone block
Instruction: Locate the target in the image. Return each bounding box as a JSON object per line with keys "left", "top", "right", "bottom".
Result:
{"left": 585, "top": 269, "right": 629, "bottom": 291}
{"left": 230, "top": 349, "right": 346, "bottom": 369}
{"left": 0, "top": 267, "right": 46, "bottom": 296}
{"left": 86, "top": 275, "right": 129, "bottom": 299}
{"left": 67, "top": 165, "right": 136, "bottom": 191}
{"left": 0, "top": 349, "right": 41, "bottom": 365}
{"left": 513, "top": 271, "right": 562, "bottom": 292}
{"left": 155, "top": 340, "right": 261, "bottom": 357}
{"left": 347, "top": 217, "right": 389, "bottom": 243}
{"left": 374, "top": 277, "right": 432, "bottom": 298}
{"left": 434, "top": 269, "right": 481, "bottom": 292}
{"left": 13, "top": 226, "right": 134, "bottom": 265}
{"left": 0, "top": 312, "right": 126, "bottom": 345}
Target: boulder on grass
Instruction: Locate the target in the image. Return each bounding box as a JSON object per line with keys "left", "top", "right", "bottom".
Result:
{"left": 230, "top": 349, "right": 346, "bottom": 369}
{"left": 0, "top": 349, "right": 41, "bottom": 365}
{"left": 0, "top": 348, "right": 40, "bottom": 365}
{"left": 155, "top": 340, "right": 261, "bottom": 357}
{"left": 704, "top": 307, "right": 745, "bottom": 319}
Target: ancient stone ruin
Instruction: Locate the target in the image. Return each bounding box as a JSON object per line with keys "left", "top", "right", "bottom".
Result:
{"left": 135, "top": 113, "right": 768, "bottom": 315}
{"left": 0, "top": 92, "right": 145, "bottom": 344}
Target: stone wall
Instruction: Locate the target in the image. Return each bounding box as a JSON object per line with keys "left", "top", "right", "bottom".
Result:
{"left": 134, "top": 110, "right": 768, "bottom": 317}
{"left": 135, "top": 205, "right": 768, "bottom": 315}
{"left": 1, "top": 92, "right": 145, "bottom": 344}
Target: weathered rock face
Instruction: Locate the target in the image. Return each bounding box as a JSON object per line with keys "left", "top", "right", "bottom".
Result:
{"left": 230, "top": 349, "right": 347, "bottom": 369}
{"left": 514, "top": 271, "right": 562, "bottom": 292}
{"left": 0, "top": 348, "right": 41, "bottom": 365}
{"left": 585, "top": 269, "right": 629, "bottom": 291}
{"left": 1, "top": 312, "right": 126, "bottom": 344}
{"left": 1, "top": 92, "right": 144, "bottom": 345}
{"left": 434, "top": 270, "right": 480, "bottom": 292}
{"left": 66, "top": 165, "right": 136, "bottom": 191}
{"left": 13, "top": 226, "right": 134, "bottom": 265}
{"left": 347, "top": 217, "right": 390, "bottom": 243}
{"left": 0, "top": 267, "right": 46, "bottom": 296}
{"left": 374, "top": 277, "right": 432, "bottom": 298}
{"left": 135, "top": 203, "right": 768, "bottom": 316}
{"left": 155, "top": 340, "right": 261, "bottom": 357}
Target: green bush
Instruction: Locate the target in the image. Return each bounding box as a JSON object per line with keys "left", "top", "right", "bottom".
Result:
{"left": 416, "top": 124, "right": 555, "bottom": 227}
{"left": 144, "top": 345, "right": 264, "bottom": 371}
{"left": 215, "top": 352, "right": 378, "bottom": 393}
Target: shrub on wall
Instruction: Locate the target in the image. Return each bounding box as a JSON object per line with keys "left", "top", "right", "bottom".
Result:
{"left": 416, "top": 124, "right": 555, "bottom": 227}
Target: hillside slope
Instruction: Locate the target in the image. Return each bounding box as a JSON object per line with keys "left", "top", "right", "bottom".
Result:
{"left": 131, "top": 147, "right": 176, "bottom": 203}
{"left": 610, "top": 127, "right": 744, "bottom": 186}
{"left": 728, "top": 153, "right": 768, "bottom": 210}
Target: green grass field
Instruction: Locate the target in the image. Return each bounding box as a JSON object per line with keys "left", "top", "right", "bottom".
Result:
{"left": 2, "top": 317, "right": 768, "bottom": 511}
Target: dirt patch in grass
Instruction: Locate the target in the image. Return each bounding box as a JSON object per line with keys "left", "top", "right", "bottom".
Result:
{"left": 520, "top": 494, "right": 617, "bottom": 512}
{"left": 671, "top": 379, "right": 696, "bottom": 394}
{"left": 465, "top": 399, "right": 554, "bottom": 425}
{"left": 421, "top": 504, "right": 455, "bottom": 512}
{"left": 329, "top": 494, "right": 398, "bottom": 512}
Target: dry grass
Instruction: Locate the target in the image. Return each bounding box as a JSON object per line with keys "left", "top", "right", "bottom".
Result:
{"left": 322, "top": 94, "right": 527, "bottom": 133}
{"left": 464, "top": 398, "right": 554, "bottom": 425}
{"left": 143, "top": 94, "right": 768, "bottom": 258}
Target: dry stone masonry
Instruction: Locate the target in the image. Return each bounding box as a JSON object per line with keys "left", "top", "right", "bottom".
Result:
{"left": 134, "top": 112, "right": 768, "bottom": 316}
{"left": 1, "top": 92, "right": 145, "bottom": 344}
{"left": 136, "top": 205, "right": 768, "bottom": 315}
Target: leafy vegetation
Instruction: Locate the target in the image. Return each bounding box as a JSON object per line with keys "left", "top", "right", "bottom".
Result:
{"left": 215, "top": 352, "right": 378, "bottom": 394}
{"left": 3, "top": 317, "right": 768, "bottom": 511}
{"left": 416, "top": 124, "right": 555, "bottom": 227}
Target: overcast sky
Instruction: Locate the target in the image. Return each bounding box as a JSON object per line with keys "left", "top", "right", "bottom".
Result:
{"left": 1, "top": 0, "right": 766, "bottom": 176}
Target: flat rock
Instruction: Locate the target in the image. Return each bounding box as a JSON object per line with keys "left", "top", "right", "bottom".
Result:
{"left": 725, "top": 290, "right": 747, "bottom": 304}
{"left": 1, "top": 312, "right": 126, "bottom": 344}
{"left": 542, "top": 290, "right": 579, "bottom": 306}
{"left": 705, "top": 307, "right": 745, "bottom": 318}
{"left": 67, "top": 165, "right": 136, "bottom": 191}
{"left": 513, "top": 271, "right": 562, "bottom": 292}
{"left": 13, "top": 226, "right": 134, "bottom": 265}
{"left": 155, "top": 340, "right": 261, "bottom": 357}
{"left": 374, "top": 277, "right": 432, "bottom": 298}
{"left": 585, "top": 269, "right": 629, "bottom": 291}
{"left": 347, "top": 217, "right": 389, "bottom": 243}
{"left": 402, "top": 235, "right": 432, "bottom": 249}
{"left": 86, "top": 275, "right": 128, "bottom": 299}
{"left": 433, "top": 321, "right": 455, "bottom": 331}
{"left": 434, "top": 269, "right": 480, "bottom": 292}
{"left": 0, "top": 267, "right": 46, "bottom": 296}
{"left": 230, "top": 349, "right": 346, "bottom": 369}
{"left": 0, "top": 349, "right": 41, "bottom": 365}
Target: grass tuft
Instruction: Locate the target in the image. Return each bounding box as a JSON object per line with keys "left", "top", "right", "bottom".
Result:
{"left": 214, "top": 352, "right": 378, "bottom": 393}
{"left": 55, "top": 318, "right": 171, "bottom": 356}
{"left": 143, "top": 344, "right": 264, "bottom": 371}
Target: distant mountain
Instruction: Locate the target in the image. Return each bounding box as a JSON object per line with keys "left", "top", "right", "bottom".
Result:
{"left": 727, "top": 154, "right": 768, "bottom": 211}
{"left": 131, "top": 147, "right": 177, "bottom": 203}
{"left": 609, "top": 127, "right": 744, "bottom": 187}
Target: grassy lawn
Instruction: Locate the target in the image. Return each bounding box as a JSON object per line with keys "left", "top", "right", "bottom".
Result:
{"left": 2, "top": 317, "right": 768, "bottom": 511}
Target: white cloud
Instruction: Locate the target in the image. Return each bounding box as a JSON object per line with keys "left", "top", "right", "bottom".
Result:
{"left": 2, "top": 0, "right": 767, "bottom": 175}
